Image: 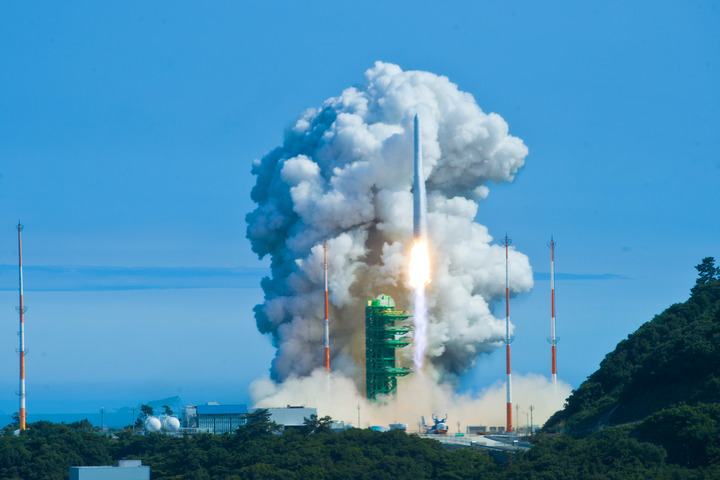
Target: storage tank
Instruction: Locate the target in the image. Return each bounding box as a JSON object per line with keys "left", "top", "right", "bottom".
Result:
{"left": 144, "top": 416, "right": 162, "bottom": 432}
{"left": 162, "top": 416, "right": 181, "bottom": 433}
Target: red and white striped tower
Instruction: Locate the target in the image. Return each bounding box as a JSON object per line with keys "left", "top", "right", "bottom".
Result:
{"left": 504, "top": 235, "right": 513, "bottom": 433}
{"left": 549, "top": 236, "right": 558, "bottom": 387}
{"left": 324, "top": 241, "right": 330, "bottom": 374}
{"left": 17, "top": 222, "right": 27, "bottom": 431}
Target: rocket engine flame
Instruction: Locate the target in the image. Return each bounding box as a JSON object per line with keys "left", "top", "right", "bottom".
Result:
{"left": 409, "top": 240, "right": 431, "bottom": 288}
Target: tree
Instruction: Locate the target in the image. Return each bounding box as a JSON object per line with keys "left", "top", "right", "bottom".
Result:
{"left": 68, "top": 419, "right": 94, "bottom": 433}
{"left": 135, "top": 404, "right": 154, "bottom": 428}
{"left": 162, "top": 405, "right": 174, "bottom": 416}
{"left": 692, "top": 257, "right": 719, "bottom": 293}
{"left": 241, "top": 409, "right": 281, "bottom": 435}
{"left": 10, "top": 412, "right": 20, "bottom": 430}
{"left": 636, "top": 403, "right": 720, "bottom": 467}
{"left": 300, "top": 414, "right": 333, "bottom": 435}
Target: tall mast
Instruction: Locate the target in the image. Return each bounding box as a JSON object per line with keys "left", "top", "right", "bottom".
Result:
{"left": 324, "top": 241, "right": 330, "bottom": 374}
{"left": 549, "top": 236, "right": 558, "bottom": 386}
{"left": 17, "top": 222, "right": 27, "bottom": 431}
{"left": 504, "top": 235, "right": 513, "bottom": 433}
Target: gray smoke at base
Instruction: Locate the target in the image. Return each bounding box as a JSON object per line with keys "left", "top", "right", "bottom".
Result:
{"left": 246, "top": 62, "right": 533, "bottom": 385}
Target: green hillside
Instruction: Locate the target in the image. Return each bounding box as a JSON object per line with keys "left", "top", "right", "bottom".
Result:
{"left": 545, "top": 258, "right": 720, "bottom": 433}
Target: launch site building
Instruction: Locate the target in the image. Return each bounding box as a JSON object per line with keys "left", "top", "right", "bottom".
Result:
{"left": 181, "top": 404, "right": 317, "bottom": 434}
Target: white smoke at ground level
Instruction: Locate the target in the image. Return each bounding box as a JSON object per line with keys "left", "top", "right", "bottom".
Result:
{"left": 250, "top": 370, "right": 571, "bottom": 431}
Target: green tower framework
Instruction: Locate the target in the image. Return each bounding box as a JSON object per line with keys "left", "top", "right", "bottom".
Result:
{"left": 365, "top": 295, "right": 413, "bottom": 400}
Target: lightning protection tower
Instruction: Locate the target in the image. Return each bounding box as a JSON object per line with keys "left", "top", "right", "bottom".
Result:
{"left": 324, "top": 241, "right": 330, "bottom": 374}
{"left": 365, "top": 295, "right": 412, "bottom": 400}
{"left": 548, "top": 236, "right": 559, "bottom": 387}
{"left": 17, "top": 222, "right": 27, "bottom": 431}
{"left": 504, "top": 235, "right": 514, "bottom": 433}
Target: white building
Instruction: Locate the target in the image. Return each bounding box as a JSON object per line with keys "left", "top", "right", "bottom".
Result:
{"left": 70, "top": 460, "right": 149, "bottom": 480}
{"left": 262, "top": 406, "right": 317, "bottom": 430}
{"left": 181, "top": 403, "right": 318, "bottom": 434}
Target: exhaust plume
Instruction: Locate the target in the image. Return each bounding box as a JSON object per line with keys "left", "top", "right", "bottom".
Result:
{"left": 246, "top": 62, "right": 533, "bottom": 388}
{"left": 251, "top": 371, "right": 571, "bottom": 430}
{"left": 411, "top": 114, "right": 430, "bottom": 372}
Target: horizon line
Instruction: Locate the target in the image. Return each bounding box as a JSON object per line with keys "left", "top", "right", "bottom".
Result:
{"left": 0, "top": 264, "right": 268, "bottom": 292}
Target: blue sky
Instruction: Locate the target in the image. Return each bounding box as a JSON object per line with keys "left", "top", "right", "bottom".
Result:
{"left": 0, "top": 1, "right": 718, "bottom": 416}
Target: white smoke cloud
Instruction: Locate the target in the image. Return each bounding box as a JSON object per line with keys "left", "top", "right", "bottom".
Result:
{"left": 251, "top": 370, "right": 571, "bottom": 431}
{"left": 246, "top": 61, "right": 533, "bottom": 387}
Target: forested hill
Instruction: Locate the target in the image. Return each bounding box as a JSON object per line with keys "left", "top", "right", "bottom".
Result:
{"left": 544, "top": 258, "right": 720, "bottom": 433}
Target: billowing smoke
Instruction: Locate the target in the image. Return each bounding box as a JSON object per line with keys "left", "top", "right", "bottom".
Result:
{"left": 246, "top": 61, "right": 533, "bottom": 388}
{"left": 252, "top": 371, "right": 572, "bottom": 430}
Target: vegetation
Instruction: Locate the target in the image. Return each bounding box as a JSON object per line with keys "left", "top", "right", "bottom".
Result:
{"left": 692, "top": 257, "right": 720, "bottom": 294}
{"left": 1, "top": 419, "right": 715, "bottom": 479}
{"left": 2, "top": 258, "right": 719, "bottom": 479}
{"left": 0, "top": 421, "right": 112, "bottom": 480}
{"left": 0, "top": 421, "right": 498, "bottom": 479}
{"left": 135, "top": 404, "right": 154, "bottom": 429}
{"left": 545, "top": 257, "right": 720, "bottom": 432}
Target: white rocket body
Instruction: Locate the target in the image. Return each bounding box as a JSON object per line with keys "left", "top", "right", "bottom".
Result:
{"left": 413, "top": 115, "right": 428, "bottom": 241}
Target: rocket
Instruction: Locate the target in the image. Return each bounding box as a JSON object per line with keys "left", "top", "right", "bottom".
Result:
{"left": 413, "top": 114, "right": 428, "bottom": 240}
{"left": 410, "top": 114, "right": 431, "bottom": 369}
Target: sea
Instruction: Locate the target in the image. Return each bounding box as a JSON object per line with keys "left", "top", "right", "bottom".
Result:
{"left": 0, "top": 396, "right": 186, "bottom": 430}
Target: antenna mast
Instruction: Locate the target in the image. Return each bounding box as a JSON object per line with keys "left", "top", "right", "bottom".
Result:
{"left": 504, "top": 235, "right": 513, "bottom": 433}
{"left": 548, "top": 236, "right": 558, "bottom": 387}
{"left": 324, "top": 241, "right": 330, "bottom": 374}
{"left": 17, "top": 222, "right": 27, "bottom": 431}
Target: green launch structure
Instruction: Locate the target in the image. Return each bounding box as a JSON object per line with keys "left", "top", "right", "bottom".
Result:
{"left": 365, "top": 295, "right": 413, "bottom": 400}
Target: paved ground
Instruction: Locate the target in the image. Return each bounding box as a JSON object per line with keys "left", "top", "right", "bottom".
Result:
{"left": 418, "top": 433, "right": 532, "bottom": 453}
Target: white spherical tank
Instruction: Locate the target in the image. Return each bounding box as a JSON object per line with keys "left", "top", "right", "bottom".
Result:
{"left": 144, "top": 416, "right": 162, "bottom": 433}
{"left": 162, "top": 416, "right": 180, "bottom": 433}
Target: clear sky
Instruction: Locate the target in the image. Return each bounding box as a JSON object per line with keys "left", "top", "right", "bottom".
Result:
{"left": 0, "top": 1, "right": 718, "bottom": 416}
